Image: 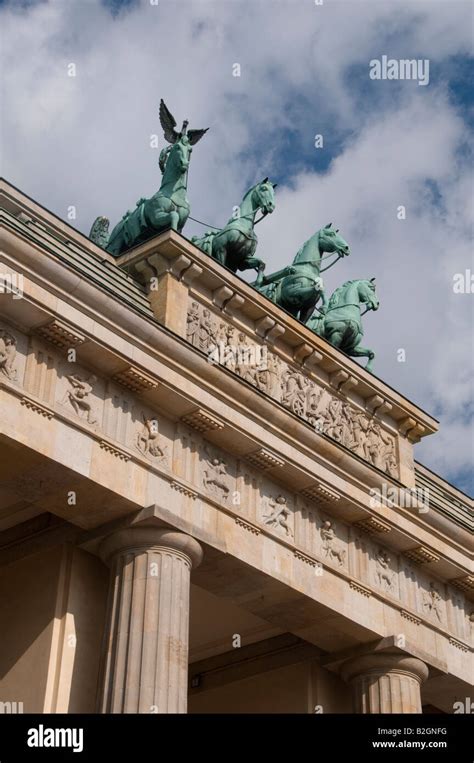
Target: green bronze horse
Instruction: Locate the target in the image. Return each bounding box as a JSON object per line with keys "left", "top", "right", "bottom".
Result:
{"left": 89, "top": 100, "right": 208, "bottom": 256}
{"left": 105, "top": 136, "right": 193, "bottom": 257}
{"left": 308, "top": 278, "right": 379, "bottom": 372}
{"left": 192, "top": 178, "right": 276, "bottom": 276}
{"left": 254, "top": 223, "right": 349, "bottom": 323}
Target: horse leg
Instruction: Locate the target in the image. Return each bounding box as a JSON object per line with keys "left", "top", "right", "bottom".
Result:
{"left": 169, "top": 210, "right": 180, "bottom": 230}
{"left": 280, "top": 280, "right": 315, "bottom": 322}
{"left": 211, "top": 241, "right": 226, "bottom": 266}
{"left": 325, "top": 328, "right": 345, "bottom": 348}
{"left": 242, "top": 256, "right": 265, "bottom": 275}
{"left": 147, "top": 205, "right": 179, "bottom": 232}
{"left": 351, "top": 343, "right": 375, "bottom": 372}
{"left": 300, "top": 286, "right": 327, "bottom": 324}
{"left": 299, "top": 299, "right": 317, "bottom": 324}
{"left": 253, "top": 261, "right": 267, "bottom": 288}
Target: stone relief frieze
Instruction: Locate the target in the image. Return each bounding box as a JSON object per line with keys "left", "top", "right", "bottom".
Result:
{"left": 201, "top": 446, "right": 231, "bottom": 500}
{"left": 261, "top": 493, "right": 294, "bottom": 538}
{"left": 281, "top": 370, "right": 315, "bottom": 417}
{"left": 319, "top": 518, "right": 347, "bottom": 568}
{"left": 186, "top": 299, "right": 398, "bottom": 477}
{"left": 374, "top": 548, "right": 396, "bottom": 593}
{"left": 62, "top": 373, "right": 98, "bottom": 425}
{"left": 422, "top": 581, "right": 445, "bottom": 624}
{"left": 187, "top": 302, "right": 215, "bottom": 354}
{"left": 173, "top": 425, "right": 237, "bottom": 500}
{"left": 0, "top": 330, "right": 18, "bottom": 381}
{"left": 3, "top": 318, "right": 466, "bottom": 641}
{"left": 136, "top": 413, "right": 169, "bottom": 464}
{"left": 54, "top": 358, "right": 104, "bottom": 427}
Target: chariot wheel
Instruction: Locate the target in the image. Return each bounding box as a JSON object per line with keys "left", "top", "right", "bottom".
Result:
{"left": 292, "top": 398, "right": 305, "bottom": 417}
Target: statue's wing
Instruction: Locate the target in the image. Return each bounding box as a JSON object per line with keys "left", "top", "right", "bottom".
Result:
{"left": 187, "top": 127, "right": 209, "bottom": 145}
{"left": 159, "top": 99, "right": 179, "bottom": 144}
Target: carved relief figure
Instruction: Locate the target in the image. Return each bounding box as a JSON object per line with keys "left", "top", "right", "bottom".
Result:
{"left": 186, "top": 301, "right": 201, "bottom": 347}
{"left": 365, "top": 420, "right": 383, "bottom": 467}
{"left": 423, "top": 582, "right": 443, "bottom": 622}
{"left": 202, "top": 450, "right": 230, "bottom": 500}
{"left": 340, "top": 403, "right": 356, "bottom": 449}
{"left": 380, "top": 432, "right": 398, "bottom": 478}
{"left": 263, "top": 352, "right": 282, "bottom": 398}
{"left": 263, "top": 495, "right": 293, "bottom": 537}
{"left": 375, "top": 548, "right": 394, "bottom": 591}
{"left": 305, "top": 384, "right": 324, "bottom": 428}
{"left": 364, "top": 420, "right": 398, "bottom": 476}
{"left": 320, "top": 399, "right": 343, "bottom": 441}
{"left": 187, "top": 302, "right": 217, "bottom": 355}
{"left": 235, "top": 332, "right": 258, "bottom": 383}
{"left": 0, "top": 331, "right": 18, "bottom": 381}
{"left": 136, "top": 414, "right": 168, "bottom": 462}
{"left": 198, "top": 309, "right": 215, "bottom": 354}
{"left": 349, "top": 411, "right": 368, "bottom": 458}
{"left": 320, "top": 520, "right": 346, "bottom": 566}
{"left": 64, "top": 374, "right": 97, "bottom": 424}
{"left": 248, "top": 350, "right": 280, "bottom": 397}
{"left": 216, "top": 322, "right": 236, "bottom": 369}
{"left": 281, "top": 371, "right": 310, "bottom": 417}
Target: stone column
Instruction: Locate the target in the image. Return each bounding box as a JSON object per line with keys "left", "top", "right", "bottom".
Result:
{"left": 340, "top": 652, "right": 429, "bottom": 713}
{"left": 98, "top": 526, "right": 203, "bottom": 714}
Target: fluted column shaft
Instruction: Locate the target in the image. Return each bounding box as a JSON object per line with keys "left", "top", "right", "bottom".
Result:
{"left": 98, "top": 527, "right": 202, "bottom": 714}
{"left": 341, "top": 652, "right": 429, "bottom": 713}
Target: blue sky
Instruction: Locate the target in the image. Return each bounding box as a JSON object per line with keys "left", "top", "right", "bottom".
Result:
{"left": 1, "top": 0, "right": 473, "bottom": 495}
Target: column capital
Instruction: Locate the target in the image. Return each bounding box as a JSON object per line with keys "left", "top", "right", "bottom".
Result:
{"left": 340, "top": 650, "right": 429, "bottom": 713}
{"left": 340, "top": 651, "right": 429, "bottom": 684}
{"left": 99, "top": 526, "right": 203, "bottom": 569}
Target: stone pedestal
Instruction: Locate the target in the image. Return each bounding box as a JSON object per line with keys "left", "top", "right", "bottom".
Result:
{"left": 98, "top": 527, "right": 203, "bottom": 713}
{"left": 341, "top": 652, "right": 429, "bottom": 713}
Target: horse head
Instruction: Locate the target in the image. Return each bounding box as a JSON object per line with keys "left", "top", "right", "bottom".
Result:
{"left": 319, "top": 223, "right": 350, "bottom": 257}
{"left": 163, "top": 135, "right": 192, "bottom": 177}
{"left": 251, "top": 177, "right": 277, "bottom": 216}
{"left": 358, "top": 278, "right": 380, "bottom": 311}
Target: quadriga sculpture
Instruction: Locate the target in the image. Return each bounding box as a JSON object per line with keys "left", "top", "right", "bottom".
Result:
{"left": 254, "top": 224, "right": 349, "bottom": 323}
{"left": 89, "top": 100, "right": 208, "bottom": 256}
{"left": 192, "top": 178, "right": 276, "bottom": 278}
{"left": 307, "top": 278, "right": 379, "bottom": 372}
